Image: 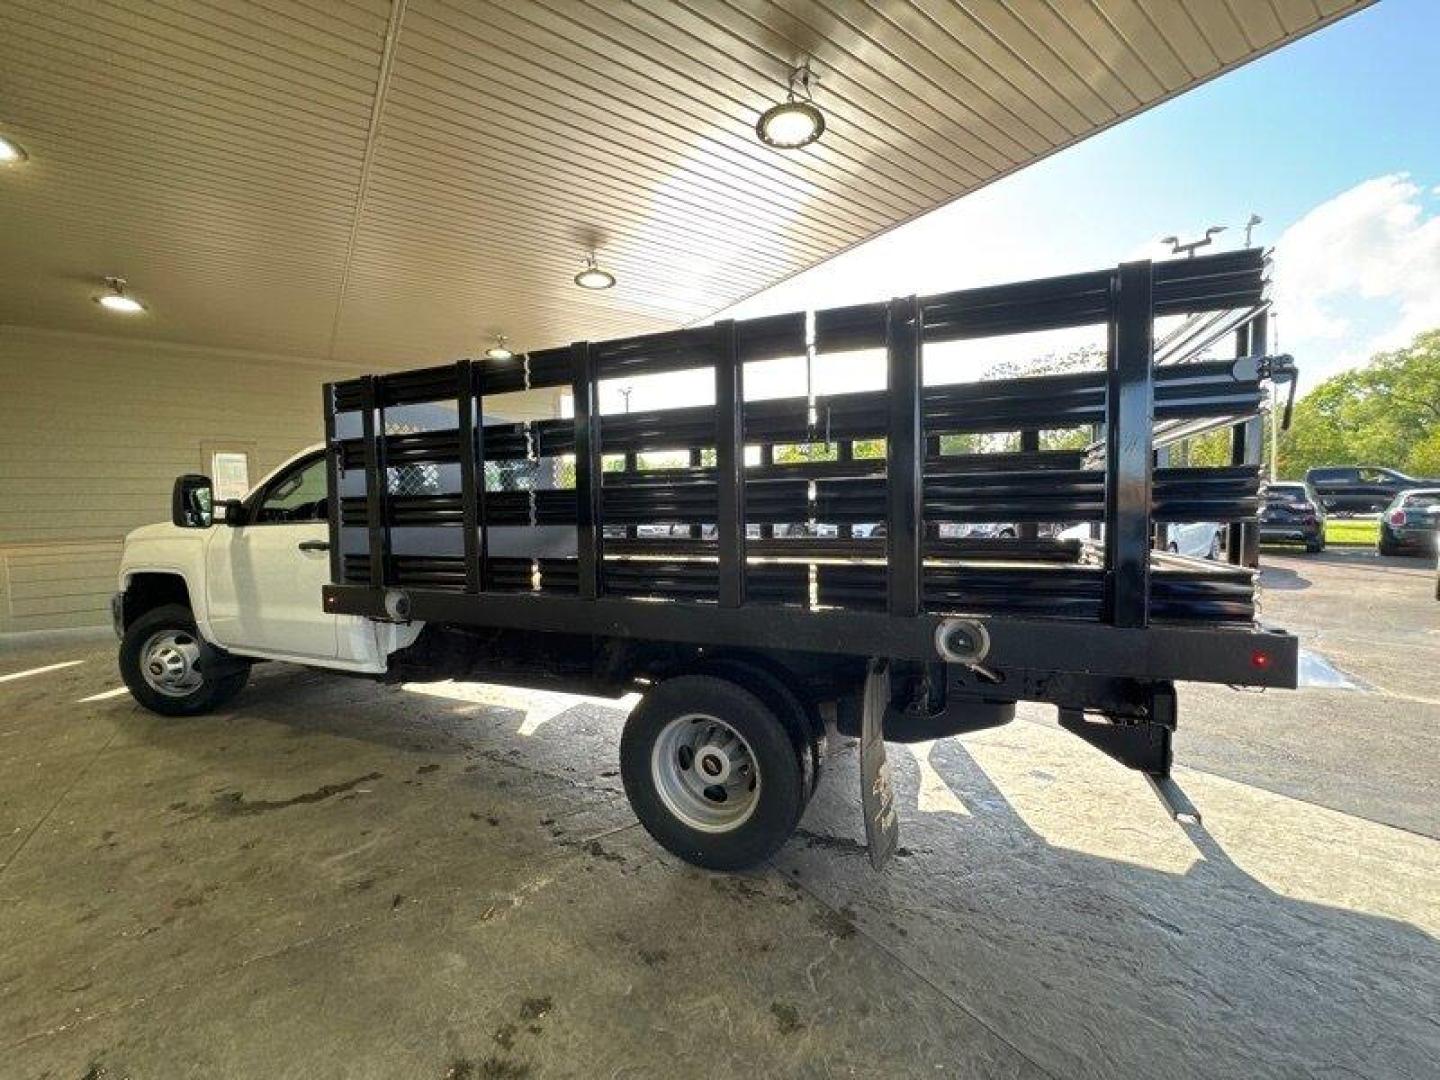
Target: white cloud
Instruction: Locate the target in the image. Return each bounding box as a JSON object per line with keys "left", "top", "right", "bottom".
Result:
{"left": 1273, "top": 174, "right": 1440, "bottom": 383}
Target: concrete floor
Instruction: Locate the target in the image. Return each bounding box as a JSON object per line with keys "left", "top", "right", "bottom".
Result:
{"left": 1, "top": 550, "right": 1436, "bottom": 1079}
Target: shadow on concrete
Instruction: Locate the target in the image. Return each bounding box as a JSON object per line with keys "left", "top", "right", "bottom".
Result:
{"left": 118, "top": 660, "right": 1438, "bottom": 1078}
{"left": 1256, "top": 564, "right": 1310, "bottom": 590}
{"left": 125, "top": 661, "right": 633, "bottom": 797}
{"left": 1292, "top": 547, "right": 1433, "bottom": 570}
{"left": 787, "top": 734, "right": 1440, "bottom": 1080}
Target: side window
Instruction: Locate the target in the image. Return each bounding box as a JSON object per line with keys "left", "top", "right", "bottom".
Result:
{"left": 255, "top": 456, "right": 328, "bottom": 524}
{"left": 1359, "top": 468, "right": 1388, "bottom": 483}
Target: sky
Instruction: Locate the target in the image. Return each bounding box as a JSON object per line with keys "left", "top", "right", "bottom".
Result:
{"left": 697, "top": 0, "right": 1440, "bottom": 403}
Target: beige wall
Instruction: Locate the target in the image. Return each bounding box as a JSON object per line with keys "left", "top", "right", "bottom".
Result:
{"left": 0, "top": 327, "right": 369, "bottom": 633}
{"left": 0, "top": 327, "right": 565, "bottom": 634}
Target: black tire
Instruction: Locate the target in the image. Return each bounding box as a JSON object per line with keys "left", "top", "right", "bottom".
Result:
{"left": 120, "top": 604, "right": 250, "bottom": 717}
{"left": 620, "top": 675, "right": 806, "bottom": 871}
{"left": 694, "top": 657, "right": 823, "bottom": 801}
{"left": 1305, "top": 540, "right": 1324, "bottom": 554}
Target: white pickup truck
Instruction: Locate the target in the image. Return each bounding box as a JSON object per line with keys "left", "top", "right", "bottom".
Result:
{"left": 113, "top": 446, "right": 420, "bottom": 715}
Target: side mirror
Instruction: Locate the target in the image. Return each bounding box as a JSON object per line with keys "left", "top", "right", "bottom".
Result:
{"left": 172, "top": 474, "right": 214, "bottom": 528}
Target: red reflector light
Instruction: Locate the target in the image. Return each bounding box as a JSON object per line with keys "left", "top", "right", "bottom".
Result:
{"left": 1251, "top": 651, "right": 1271, "bottom": 669}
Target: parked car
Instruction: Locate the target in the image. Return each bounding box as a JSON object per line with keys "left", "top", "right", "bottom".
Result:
{"left": 1305, "top": 466, "right": 1440, "bottom": 514}
{"left": 776, "top": 523, "right": 839, "bottom": 538}
{"left": 1166, "top": 522, "right": 1224, "bottom": 559}
{"left": 1259, "top": 482, "right": 1326, "bottom": 553}
{"left": 1377, "top": 488, "right": 1440, "bottom": 556}
{"left": 941, "top": 522, "right": 1018, "bottom": 540}
{"left": 1056, "top": 522, "right": 1223, "bottom": 559}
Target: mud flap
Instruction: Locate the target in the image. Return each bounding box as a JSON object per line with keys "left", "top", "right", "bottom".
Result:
{"left": 860, "top": 659, "right": 900, "bottom": 870}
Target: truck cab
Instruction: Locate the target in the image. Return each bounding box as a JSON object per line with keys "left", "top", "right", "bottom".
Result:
{"left": 114, "top": 447, "right": 419, "bottom": 714}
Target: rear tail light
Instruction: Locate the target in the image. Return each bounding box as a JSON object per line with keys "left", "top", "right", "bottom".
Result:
{"left": 1389, "top": 510, "right": 1407, "bottom": 526}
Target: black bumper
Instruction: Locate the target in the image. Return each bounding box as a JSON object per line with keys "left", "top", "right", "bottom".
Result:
{"left": 1260, "top": 525, "right": 1321, "bottom": 544}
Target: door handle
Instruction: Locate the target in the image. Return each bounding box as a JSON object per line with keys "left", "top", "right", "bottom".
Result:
{"left": 297, "top": 540, "right": 330, "bottom": 552}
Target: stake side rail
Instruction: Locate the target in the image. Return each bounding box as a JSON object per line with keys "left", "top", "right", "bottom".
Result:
{"left": 322, "top": 248, "right": 1297, "bottom": 690}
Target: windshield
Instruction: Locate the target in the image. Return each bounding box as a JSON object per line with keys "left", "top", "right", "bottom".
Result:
{"left": 1264, "top": 486, "right": 1308, "bottom": 503}
{"left": 1404, "top": 493, "right": 1440, "bottom": 509}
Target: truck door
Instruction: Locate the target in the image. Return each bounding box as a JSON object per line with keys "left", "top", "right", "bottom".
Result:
{"left": 205, "top": 452, "right": 339, "bottom": 660}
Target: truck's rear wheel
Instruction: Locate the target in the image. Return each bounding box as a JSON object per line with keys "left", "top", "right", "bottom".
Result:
{"left": 621, "top": 675, "right": 805, "bottom": 871}
{"left": 691, "top": 657, "right": 822, "bottom": 802}
{"left": 120, "top": 604, "right": 250, "bottom": 717}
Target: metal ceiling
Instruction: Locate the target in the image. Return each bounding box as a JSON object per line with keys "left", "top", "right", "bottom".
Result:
{"left": 0, "top": 0, "right": 1368, "bottom": 368}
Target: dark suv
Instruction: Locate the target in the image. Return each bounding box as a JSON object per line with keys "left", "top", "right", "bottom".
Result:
{"left": 1378, "top": 489, "right": 1440, "bottom": 556}
{"left": 1259, "top": 482, "right": 1325, "bottom": 552}
{"left": 1304, "top": 466, "right": 1440, "bottom": 514}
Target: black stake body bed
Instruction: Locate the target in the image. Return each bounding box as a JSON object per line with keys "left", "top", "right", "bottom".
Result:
{"left": 322, "top": 249, "right": 1298, "bottom": 697}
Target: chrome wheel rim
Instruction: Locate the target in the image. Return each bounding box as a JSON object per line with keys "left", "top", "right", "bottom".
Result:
{"left": 139, "top": 629, "right": 204, "bottom": 698}
{"left": 651, "top": 714, "right": 760, "bottom": 833}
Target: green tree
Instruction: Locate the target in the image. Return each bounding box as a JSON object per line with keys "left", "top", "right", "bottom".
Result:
{"left": 1275, "top": 329, "right": 1440, "bottom": 478}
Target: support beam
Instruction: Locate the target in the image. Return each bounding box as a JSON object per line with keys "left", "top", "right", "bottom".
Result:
{"left": 758, "top": 443, "right": 774, "bottom": 539}
{"left": 689, "top": 448, "right": 704, "bottom": 538}
{"left": 1019, "top": 429, "right": 1039, "bottom": 541}
{"left": 714, "top": 319, "right": 746, "bottom": 608}
{"left": 456, "top": 359, "right": 486, "bottom": 592}
{"left": 1103, "top": 261, "right": 1154, "bottom": 627}
{"left": 1229, "top": 314, "right": 1265, "bottom": 568}
{"left": 359, "top": 374, "right": 390, "bottom": 588}
{"left": 571, "top": 342, "right": 602, "bottom": 600}
{"left": 322, "top": 382, "right": 342, "bottom": 584}
{"left": 886, "top": 297, "right": 923, "bottom": 618}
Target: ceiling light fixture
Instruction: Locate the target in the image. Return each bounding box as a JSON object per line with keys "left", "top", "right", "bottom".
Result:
{"left": 96, "top": 276, "right": 146, "bottom": 314}
{"left": 756, "top": 59, "right": 824, "bottom": 150}
{"left": 574, "top": 253, "right": 616, "bottom": 291}
{"left": 484, "top": 335, "right": 514, "bottom": 361}
{"left": 0, "top": 134, "right": 29, "bottom": 165}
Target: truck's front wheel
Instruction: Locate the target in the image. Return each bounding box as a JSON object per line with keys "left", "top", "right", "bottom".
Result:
{"left": 621, "top": 675, "right": 806, "bottom": 871}
{"left": 119, "top": 604, "right": 250, "bottom": 717}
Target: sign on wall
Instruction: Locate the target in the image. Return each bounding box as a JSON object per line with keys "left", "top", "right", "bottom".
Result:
{"left": 211, "top": 451, "right": 250, "bottom": 502}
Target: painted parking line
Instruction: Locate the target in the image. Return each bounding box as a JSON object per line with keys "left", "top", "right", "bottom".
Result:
{"left": 0, "top": 660, "right": 84, "bottom": 684}
{"left": 1297, "top": 649, "right": 1363, "bottom": 691}
{"left": 77, "top": 687, "right": 130, "bottom": 703}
